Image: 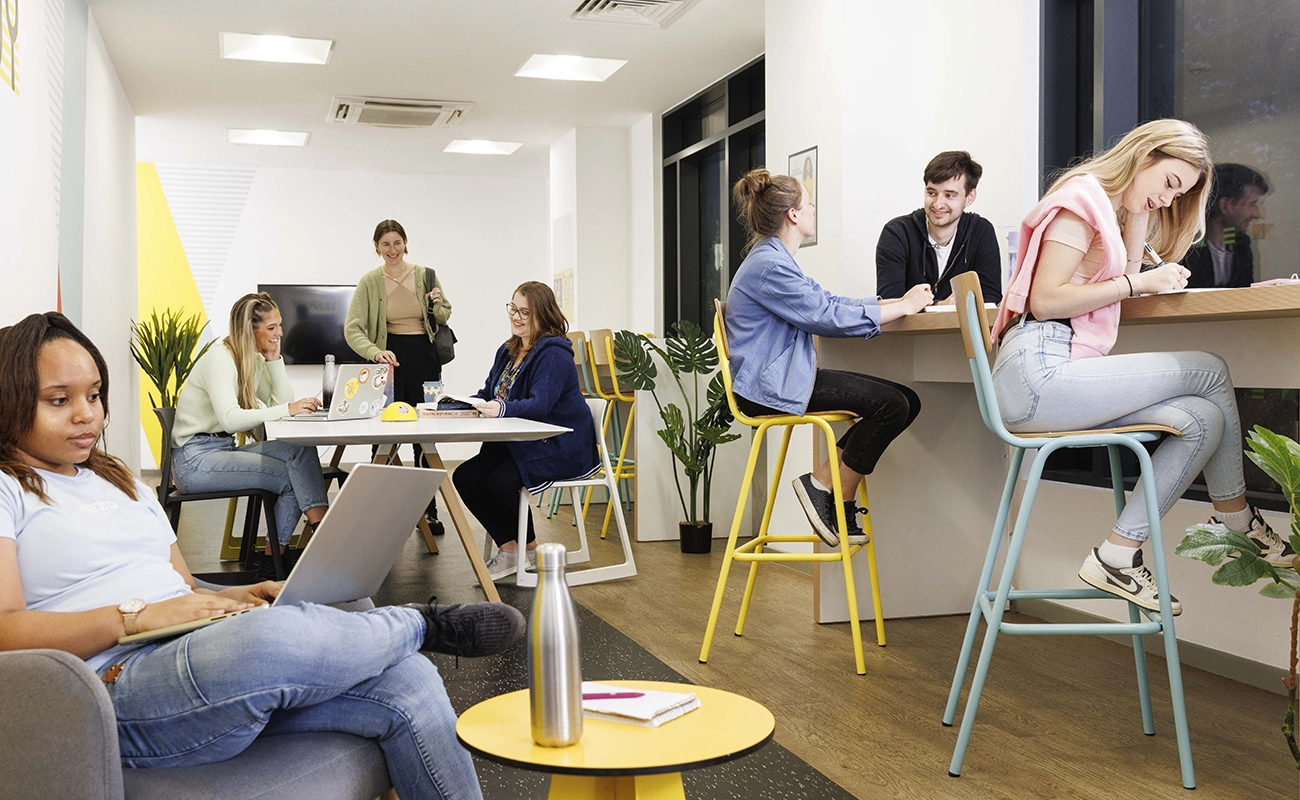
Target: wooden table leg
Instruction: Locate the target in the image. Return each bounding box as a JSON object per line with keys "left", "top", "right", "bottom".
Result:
{"left": 547, "top": 773, "right": 685, "bottom": 799}
{"left": 421, "top": 447, "right": 501, "bottom": 604}
{"left": 373, "top": 446, "right": 439, "bottom": 555}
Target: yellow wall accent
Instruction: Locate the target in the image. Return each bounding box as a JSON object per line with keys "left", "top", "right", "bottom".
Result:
{"left": 137, "top": 163, "right": 206, "bottom": 466}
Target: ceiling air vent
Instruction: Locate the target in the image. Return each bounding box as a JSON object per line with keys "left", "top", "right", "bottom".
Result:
{"left": 328, "top": 96, "right": 473, "bottom": 128}
{"left": 569, "top": 0, "right": 699, "bottom": 29}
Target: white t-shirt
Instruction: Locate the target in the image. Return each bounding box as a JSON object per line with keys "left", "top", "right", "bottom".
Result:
{"left": 0, "top": 467, "right": 192, "bottom": 671}
{"left": 928, "top": 231, "right": 956, "bottom": 277}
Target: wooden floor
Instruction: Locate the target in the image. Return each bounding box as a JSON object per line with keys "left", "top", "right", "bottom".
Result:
{"left": 179, "top": 482, "right": 1295, "bottom": 799}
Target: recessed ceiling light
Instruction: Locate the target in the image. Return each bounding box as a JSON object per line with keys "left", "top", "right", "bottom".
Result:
{"left": 219, "top": 32, "right": 334, "bottom": 65}
{"left": 514, "top": 54, "right": 626, "bottom": 82}
{"left": 443, "top": 140, "right": 524, "bottom": 156}
{"left": 227, "top": 129, "right": 310, "bottom": 147}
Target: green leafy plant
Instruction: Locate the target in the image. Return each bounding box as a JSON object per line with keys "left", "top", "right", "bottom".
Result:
{"left": 129, "top": 308, "right": 214, "bottom": 408}
{"left": 614, "top": 321, "right": 741, "bottom": 527}
{"left": 1177, "top": 426, "right": 1300, "bottom": 769}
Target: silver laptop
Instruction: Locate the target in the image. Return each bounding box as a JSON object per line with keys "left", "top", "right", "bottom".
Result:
{"left": 119, "top": 464, "right": 443, "bottom": 644}
{"left": 289, "top": 363, "right": 391, "bottom": 421}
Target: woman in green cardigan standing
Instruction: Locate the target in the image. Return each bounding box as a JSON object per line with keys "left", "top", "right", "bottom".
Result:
{"left": 345, "top": 219, "right": 452, "bottom": 529}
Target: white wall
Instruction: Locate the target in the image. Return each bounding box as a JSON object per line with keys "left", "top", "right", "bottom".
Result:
{"left": 629, "top": 114, "right": 660, "bottom": 335}
{"left": 82, "top": 12, "right": 138, "bottom": 471}
{"left": 203, "top": 165, "right": 549, "bottom": 461}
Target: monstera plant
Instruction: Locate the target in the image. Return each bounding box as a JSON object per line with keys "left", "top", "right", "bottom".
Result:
{"left": 130, "top": 308, "right": 213, "bottom": 407}
{"left": 1177, "top": 426, "right": 1300, "bottom": 773}
{"left": 615, "top": 321, "right": 740, "bottom": 552}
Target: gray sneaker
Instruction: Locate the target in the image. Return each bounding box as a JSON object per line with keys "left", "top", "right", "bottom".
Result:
{"left": 406, "top": 597, "right": 525, "bottom": 657}
{"left": 792, "top": 473, "right": 841, "bottom": 547}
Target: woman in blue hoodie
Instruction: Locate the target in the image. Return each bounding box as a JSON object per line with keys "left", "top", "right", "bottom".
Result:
{"left": 727, "top": 169, "right": 933, "bottom": 547}
{"left": 454, "top": 282, "right": 598, "bottom": 579}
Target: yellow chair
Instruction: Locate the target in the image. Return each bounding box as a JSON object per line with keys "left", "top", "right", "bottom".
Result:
{"left": 585, "top": 328, "right": 636, "bottom": 538}
{"left": 699, "top": 300, "right": 886, "bottom": 675}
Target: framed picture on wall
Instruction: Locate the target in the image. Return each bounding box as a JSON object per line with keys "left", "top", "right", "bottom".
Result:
{"left": 788, "top": 146, "right": 817, "bottom": 247}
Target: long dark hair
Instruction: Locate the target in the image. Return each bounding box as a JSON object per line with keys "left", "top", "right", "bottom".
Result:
{"left": 0, "top": 312, "right": 138, "bottom": 503}
{"left": 507, "top": 281, "right": 568, "bottom": 360}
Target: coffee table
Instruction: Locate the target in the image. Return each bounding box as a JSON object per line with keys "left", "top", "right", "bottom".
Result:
{"left": 455, "top": 680, "right": 775, "bottom": 799}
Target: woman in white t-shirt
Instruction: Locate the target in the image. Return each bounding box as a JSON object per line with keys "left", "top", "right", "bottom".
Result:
{"left": 0, "top": 312, "right": 521, "bottom": 798}
{"left": 990, "top": 119, "right": 1290, "bottom": 614}
{"left": 172, "top": 292, "right": 328, "bottom": 579}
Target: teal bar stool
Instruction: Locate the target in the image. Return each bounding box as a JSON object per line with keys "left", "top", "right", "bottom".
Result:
{"left": 943, "top": 272, "right": 1194, "bottom": 789}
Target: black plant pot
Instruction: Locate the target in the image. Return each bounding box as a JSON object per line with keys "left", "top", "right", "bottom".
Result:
{"left": 679, "top": 522, "right": 713, "bottom": 554}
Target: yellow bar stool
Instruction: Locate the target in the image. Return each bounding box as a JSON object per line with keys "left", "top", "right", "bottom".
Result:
{"left": 700, "top": 300, "right": 886, "bottom": 675}
{"left": 585, "top": 328, "right": 636, "bottom": 538}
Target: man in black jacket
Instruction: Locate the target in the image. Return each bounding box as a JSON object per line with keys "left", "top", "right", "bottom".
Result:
{"left": 876, "top": 151, "right": 1003, "bottom": 304}
{"left": 1184, "top": 163, "right": 1268, "bottom": 288}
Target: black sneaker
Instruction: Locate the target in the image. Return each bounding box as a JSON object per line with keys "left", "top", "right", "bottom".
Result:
{"left": 1209, "top": 507, "right": 1296, "bottom": 567}
{"left": 406, "top": 598, "right": 525, "bottom": 658}
{"left": 792, "top": 473, "right": 841, "bottom": 547}
{"left": 255, "top": 547, "right": 303, "bottom": 581}
{"left": 843, "top": 502, "right": 869, "bottom": 545}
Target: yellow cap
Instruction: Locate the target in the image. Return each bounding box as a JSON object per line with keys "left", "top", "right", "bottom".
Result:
{"left": 380, "top": 401, "right": 418, "bottom": 422}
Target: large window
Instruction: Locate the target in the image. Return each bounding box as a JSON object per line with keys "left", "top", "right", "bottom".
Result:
{"left": 662, "top": 57, "right": 764, "bottom": 331}
{"left": 1041, "top": 0, "right": 1300, "bottom": 510}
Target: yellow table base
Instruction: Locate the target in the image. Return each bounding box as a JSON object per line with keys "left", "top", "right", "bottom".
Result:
{"left": 549, "top": 772, "right": 685, "bottom": 800}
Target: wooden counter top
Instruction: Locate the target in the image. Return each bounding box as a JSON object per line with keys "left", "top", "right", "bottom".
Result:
{"left": 878, "top": 284, "right": 1300, "bottom": 335}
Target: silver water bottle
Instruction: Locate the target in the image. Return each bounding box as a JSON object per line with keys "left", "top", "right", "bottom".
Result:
{"left": 529, "top": 543, "right": 583, "bottom": 747}
{"left": 322, "top": 354, "right": 337, "bottom": 409}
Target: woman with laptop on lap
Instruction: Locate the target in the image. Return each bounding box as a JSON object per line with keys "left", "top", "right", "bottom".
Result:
{"left": 0, "top": 311, "right": 522, "bottom": 800}
{"left": 345, "top": 219, "right": 453, "bottom": 533}
{"left": 171, "top": 292, "right": 330, "bottom": 580}
{"left": 725, "top": 169, "right": 933, "bottom": 548}
{"left": 990, "top": 118, "right": 1292, "bottom": 613}
{"left": 453, "top": 282, "right": 598, "bottom": 580}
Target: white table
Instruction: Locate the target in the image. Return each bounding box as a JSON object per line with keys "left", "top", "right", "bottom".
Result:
{"left": 266, "top": 417, "right": 570, "bottom": 603}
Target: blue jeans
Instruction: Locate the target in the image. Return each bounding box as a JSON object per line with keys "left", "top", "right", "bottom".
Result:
{"left": 172, "top": 436, "right": 329, "bottom": 545}
{"left": 992, "top": 320, "right": 1246, "bottom": 542}
{"left": 102, "top": 604, "right": 482, "bottom": 800}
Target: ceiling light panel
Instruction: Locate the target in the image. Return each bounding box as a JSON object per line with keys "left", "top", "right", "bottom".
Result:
{"left": 444, "top": 140, "right": 524, "bottom": 156}
{"left": 227, "top": 129, "right": 310, "bottom": 147}
{"left": 219, "top": 32, "right": 334, "bottom": 65}
{"left": 514, "top": 54, "right": 626, "bottom": 82}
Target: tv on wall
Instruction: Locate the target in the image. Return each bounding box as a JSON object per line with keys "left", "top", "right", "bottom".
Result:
{"left": 258, "top": 284, "right": 366, "bottom": 366}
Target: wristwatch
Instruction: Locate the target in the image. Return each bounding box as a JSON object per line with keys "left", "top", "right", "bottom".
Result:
{"left": 118, "top": 598, "right": 146, "bottom": 635}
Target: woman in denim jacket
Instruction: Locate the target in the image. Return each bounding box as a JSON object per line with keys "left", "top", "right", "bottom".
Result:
{"left": 726, "top": 169, "right": 932, "bottom": 547}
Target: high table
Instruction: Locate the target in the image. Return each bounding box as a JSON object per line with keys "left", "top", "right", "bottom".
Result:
{"left": 265, "top": 416, "right": 570, "bottom": 604}
{"left": 455, "top": 680, "right": 775, "bottom": 799}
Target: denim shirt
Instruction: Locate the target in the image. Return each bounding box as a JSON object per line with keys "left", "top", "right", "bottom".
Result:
{"left": 725, "top": 237, "right": 883, "bottom": 415}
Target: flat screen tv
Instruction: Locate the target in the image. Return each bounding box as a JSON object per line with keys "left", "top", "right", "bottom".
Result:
{"left": 258, "top": 284, "right": 366, "bottom": 365}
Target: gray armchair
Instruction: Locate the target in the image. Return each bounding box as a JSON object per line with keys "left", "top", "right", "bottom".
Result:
{"left": 0, "top": 595, "right": 396, "bottom": 800}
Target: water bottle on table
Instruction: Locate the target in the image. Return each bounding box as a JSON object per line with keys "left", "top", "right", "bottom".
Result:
{"left": 322, "top": 354, "right": 337, "bottom": 410}
{"left": 529, "top": 543, "right": 583, "bottom": 746}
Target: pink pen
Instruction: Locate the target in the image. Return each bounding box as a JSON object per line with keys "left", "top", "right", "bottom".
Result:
{"left": 581, "top": 691, "right": 645, "bottom": 700}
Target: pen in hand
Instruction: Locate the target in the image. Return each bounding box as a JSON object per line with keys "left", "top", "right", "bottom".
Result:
{"left": 1143, "top": 242, "right": 1166, "bottom": 267}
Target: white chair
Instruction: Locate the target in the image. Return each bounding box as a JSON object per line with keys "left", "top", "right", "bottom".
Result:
{"left": 483, "top": 398, "right": 637, "bottom": 587}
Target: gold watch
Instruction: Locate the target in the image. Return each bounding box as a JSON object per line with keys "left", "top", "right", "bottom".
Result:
{"left": 118, "top": 598, "right": 146, "bottom": 635}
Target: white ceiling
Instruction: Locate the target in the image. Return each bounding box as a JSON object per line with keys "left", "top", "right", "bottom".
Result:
{"left": 88, "top": 0, "right": 765, "bottom": 177}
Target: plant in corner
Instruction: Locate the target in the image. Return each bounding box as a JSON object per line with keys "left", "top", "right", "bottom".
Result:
{"left": 1176, "top": 426, "right": 1300, "bottom": 777}
{"left": 129, "top": 308, "right": 214, "bottom": 408}
{"left": 614, "top": 322, "right": 741, "bottom": 553}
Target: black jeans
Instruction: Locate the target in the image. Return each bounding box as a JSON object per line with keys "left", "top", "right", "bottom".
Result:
{"left": 452, "top": 442, "right": 535, "bottom": 547}
{"left": 382, "top": 333, "right": 442, "bottom": 515}
{"left": 736, "top": 368, "right": 921, "bottom": 475}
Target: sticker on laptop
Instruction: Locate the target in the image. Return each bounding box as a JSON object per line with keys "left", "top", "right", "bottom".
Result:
{"left": 344, "top": 378, "right": 360, "bottom": 399}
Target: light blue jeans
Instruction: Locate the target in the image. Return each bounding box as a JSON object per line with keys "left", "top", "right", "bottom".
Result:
{"left": 992, "top": 320, "right": 1247, "bottom": 542}
{"left": 102, "top": 603, "right": 482, "bottom": 800}
{"left": 172, "top": 435, "right": 329, "bottom": 545}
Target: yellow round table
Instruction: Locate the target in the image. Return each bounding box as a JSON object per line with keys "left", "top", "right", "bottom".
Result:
{"left": 456, "top": 680, "right": 775, "bottom": 800}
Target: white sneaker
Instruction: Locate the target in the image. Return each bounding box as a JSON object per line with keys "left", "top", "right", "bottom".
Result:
{"left": 1209, "top": 508, "right": 1296, "bottom": 567}
{"left": 1078, "top": 548, "right": 1182, "bottom": 616}
{"left": 485, "top": 550, "right": 537, "bottom": 581}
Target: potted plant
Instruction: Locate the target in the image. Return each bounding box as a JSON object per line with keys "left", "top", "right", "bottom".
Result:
{"left": 129, "top": 308, "right": 213, "bottom": 407}
{"left": 615, "top": 321, "right": 741, "bottom": 553}
{"left": 1177, "top": 426, "right": 1300, "bottom": 782}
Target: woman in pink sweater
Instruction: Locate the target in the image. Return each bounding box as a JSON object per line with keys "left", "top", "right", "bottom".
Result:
{"left": 991, "top": 119, "right": 1289, "bottom": 614}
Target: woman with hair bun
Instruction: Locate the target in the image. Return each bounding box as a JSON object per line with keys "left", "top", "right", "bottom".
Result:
{"left": 172, "top": 292, "right": 329, "bottom": 579}
{"left": 992, "top": 118, "right": 1290, "bottom": 612}
{"left": 726, "top": 169, "right": 933, "bottom": 549}
{"left": 346, "top": 219, "right": 452, "bottom": 531}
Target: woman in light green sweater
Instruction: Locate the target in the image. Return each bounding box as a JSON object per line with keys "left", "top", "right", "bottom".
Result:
{"left": 345, "top": 219, "right": 452, "bottom": 528}
{"left": 172, "top": 293, "right": 329, "bottom": 578}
